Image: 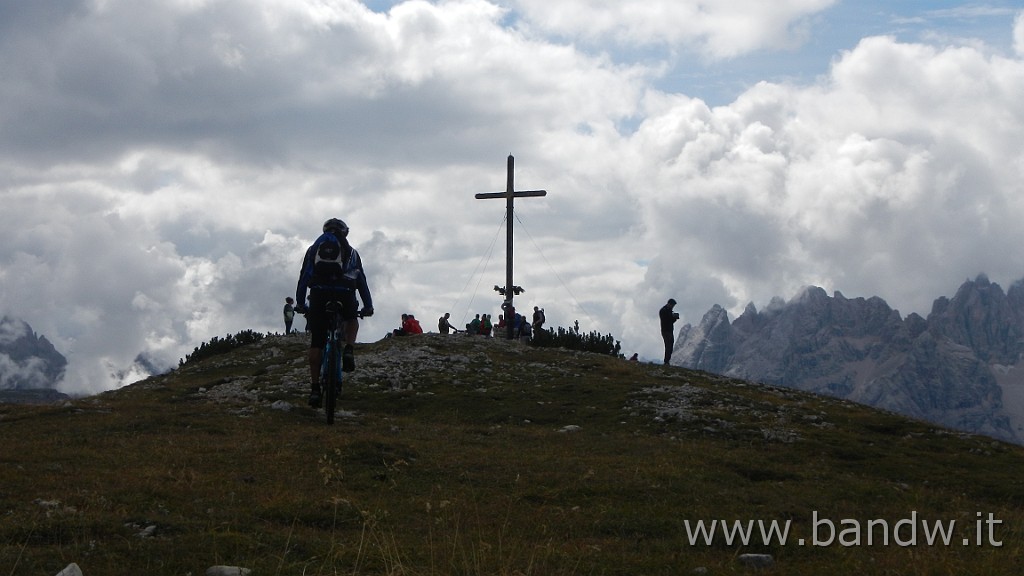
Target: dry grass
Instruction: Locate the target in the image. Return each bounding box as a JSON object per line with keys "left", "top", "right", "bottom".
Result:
{"left": 1, "top": 333, "right": 1023, "bottom": 575}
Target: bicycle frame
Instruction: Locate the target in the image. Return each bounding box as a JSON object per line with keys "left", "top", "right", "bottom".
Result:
{"left": 320, "top": 301, "right": 345, "bottom": 424}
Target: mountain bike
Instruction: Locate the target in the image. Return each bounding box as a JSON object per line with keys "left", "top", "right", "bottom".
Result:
{"left": 320, "top": 300, "right": 347, "bottom": 425}
{"left": 314, "top": 299, "right": 367, "bottom": 425}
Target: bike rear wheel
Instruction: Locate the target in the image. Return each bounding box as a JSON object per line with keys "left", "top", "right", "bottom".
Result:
{"left": 324, "top": 344, "right": 339, "bottom": 425}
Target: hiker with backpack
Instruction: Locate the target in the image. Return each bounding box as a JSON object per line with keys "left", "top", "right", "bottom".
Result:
{"left": 438, "top": 312, "right": 460, "bottom": 334}
{"left": 295, "top": 218, "right": 374, "bottom": 408}
{"left": 532, "top": 306, "right": 545, "bottom": 333}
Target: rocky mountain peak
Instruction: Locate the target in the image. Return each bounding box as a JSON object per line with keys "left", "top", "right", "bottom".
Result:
{"left": 927, "top": 275, "right": 1024, "bottom": 364}
{"left": 671, "top": 277, "right": 1023, "bottom": 443}
{"left": 0, "top": 316, "right": 67, "bottom": 391}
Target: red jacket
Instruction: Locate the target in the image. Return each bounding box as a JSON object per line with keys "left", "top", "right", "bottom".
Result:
{"left": 403, "top": 317, "right": 423, "bottom": 334}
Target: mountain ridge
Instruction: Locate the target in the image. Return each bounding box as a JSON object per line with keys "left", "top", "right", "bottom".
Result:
{"left": 2, "top": 332, "right": 1024, "bottom": 574}
{"left": 0, "top": 316, "right": 67, "bottom": 399}
{"left": 672, "top": 274, "right": 1024, "bottom": 443}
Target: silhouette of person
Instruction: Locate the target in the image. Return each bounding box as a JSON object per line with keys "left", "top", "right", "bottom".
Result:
{"left": 659, "top": 299, "right": 679, "bottom": 365}
{"left": 532, "top": 306, "right": 545, "bottom": 333}
{"left": 438, "top": 312, "right": 459, "bottom": 334}
{"left": 283, "top": 297, "right": 296, "bottom": 334}
{"left": 295, "top": 218, "right": 374, "bottom": 408}
{"left": 404, "top": 314, "right": 423, "bottom": 335}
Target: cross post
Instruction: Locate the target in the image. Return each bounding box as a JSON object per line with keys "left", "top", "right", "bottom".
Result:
{"left": 475, "top": 154, "right": 547, "bottom": 339}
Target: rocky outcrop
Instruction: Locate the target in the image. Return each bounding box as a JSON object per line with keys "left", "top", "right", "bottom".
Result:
{"left": 672, "top": 276, "right": 1022, "bottom": 443}
{"left": 0, "top": 388, "right": 70, "bottom": 405}
{"left": 0, "top": 316, "right": 67, "bottom": 391}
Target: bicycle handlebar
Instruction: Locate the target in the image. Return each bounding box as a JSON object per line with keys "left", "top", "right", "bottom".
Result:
{"left": 319, "top": 300, "right": 371, "bottom": 319}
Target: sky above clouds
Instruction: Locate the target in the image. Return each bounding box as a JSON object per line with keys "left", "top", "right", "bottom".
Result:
{"left": 1, "top": 0, "right": 1023, "bottom": 393}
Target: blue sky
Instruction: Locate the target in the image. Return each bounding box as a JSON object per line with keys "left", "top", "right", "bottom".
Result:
{"left": 1, "top": 0, "right": 1023, "bottom": 392}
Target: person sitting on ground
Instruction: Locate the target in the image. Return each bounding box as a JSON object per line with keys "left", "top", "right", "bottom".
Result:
{"left": 468, "top": 314, "right": 481, "bottom": 335}
{"left": 480, "top": 313, "right": 492, "bottom": 337}
{"left": 404, "top": 314, "right": 423, "bottom": 335}
{"left": 392, "top": 314, "right": 410, "bottom": 337}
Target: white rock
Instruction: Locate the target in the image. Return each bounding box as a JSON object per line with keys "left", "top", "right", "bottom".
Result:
{"left": 206, "top": 567, "right": 252, "bottom": 576}
{"left": 55, "top": 564, "right": 83, "bottom": 576}
{"left": 737, "top": 553, "right": 774, "bottom": 569}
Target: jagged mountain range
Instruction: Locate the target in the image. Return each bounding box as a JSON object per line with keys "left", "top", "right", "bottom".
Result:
{"left": 672, "top": 274, "right": 1024, "bottom": 443}
{"left": 0, "top": 316, "right": 69, "bottom": 404}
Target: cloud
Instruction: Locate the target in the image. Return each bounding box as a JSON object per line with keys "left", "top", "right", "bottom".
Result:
{"left": 0, "top": 355, "right": 52, "bottom": 390}
{"left": 0, "top": 0, "right": 1021, "bottom": 387}
{"left": 626, "top": 32, "right": 1024, "bottom": 331}
{"left": 1016, "top": 10, "right": 1024, "bottom": 57}
{"left": 512, "top": 0, "right": 837, "bottom": 59}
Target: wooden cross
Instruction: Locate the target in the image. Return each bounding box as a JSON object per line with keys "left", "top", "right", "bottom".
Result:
{"left": 475, "top": 154, "right": 547, "bottom": 339}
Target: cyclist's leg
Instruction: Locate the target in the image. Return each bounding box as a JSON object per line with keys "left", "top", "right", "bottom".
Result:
{"left": 345, "top": 318, "right": 358, "bottom": 348}
{"left": 309, "top": 348, "right": 322, "bottom": 384}
{"left": 307, "top": 294, "right": 328, "bottom": 406}
{"left": 340, "top": 291, "right": 359, "bottom": 372}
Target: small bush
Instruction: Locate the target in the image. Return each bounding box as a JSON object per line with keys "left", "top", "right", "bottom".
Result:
{"left": 178, "top": 329, "right": 268, "bottom": 366}
{"left": 531, "top": 323, "right": 622, "bottom": 356}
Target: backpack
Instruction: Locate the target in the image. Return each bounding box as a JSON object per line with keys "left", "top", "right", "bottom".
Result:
{"left": 312, "top": 233, "right": 351, "bottom": 285}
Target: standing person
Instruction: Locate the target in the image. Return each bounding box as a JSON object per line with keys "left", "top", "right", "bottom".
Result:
{"left": 283, "top": 297, "right": 296, "bottom": 334}
{"left": 659, "top": 299, "right": 679, "bottom": 365}
{"left": 501, "top": 302, "right": 516, "bottom": 339}
{"left": 295, "top": 218, "right": 374, "bottom": 408}
{"left": 532, "top": 306, "right": 545, "bottom": 333}
{"left": 438, "top": 312, "right": 459, "bottom": 334}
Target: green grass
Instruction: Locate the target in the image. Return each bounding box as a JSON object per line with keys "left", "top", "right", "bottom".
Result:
{"left": 1, "top": 333, "right": 1023, "bottom": 575}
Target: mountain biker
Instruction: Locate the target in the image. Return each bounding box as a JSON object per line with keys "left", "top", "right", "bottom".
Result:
{"left": 295, "top": 218, "right": 374, "bottom": 408}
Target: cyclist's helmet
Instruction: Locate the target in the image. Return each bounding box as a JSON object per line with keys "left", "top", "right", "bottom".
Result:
{"left": 322, "top": 218, "right": 349, "bottom": 238}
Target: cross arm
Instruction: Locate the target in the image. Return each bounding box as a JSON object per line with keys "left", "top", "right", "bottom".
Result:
{"left": 475, "top": 190, "right": 547, "bottom": 199}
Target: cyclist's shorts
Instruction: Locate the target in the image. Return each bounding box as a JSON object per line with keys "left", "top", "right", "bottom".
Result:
{"left": 307, "top": 289, "right": 359, "bottom": 349}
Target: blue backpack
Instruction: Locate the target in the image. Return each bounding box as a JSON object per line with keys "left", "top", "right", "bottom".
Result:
{"left": 312, "top": 233, "right": 350, "bottom": 285}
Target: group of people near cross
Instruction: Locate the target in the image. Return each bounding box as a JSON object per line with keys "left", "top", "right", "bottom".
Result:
{"left": 443, "top": 305, "right": 544, "bottom": 339}
{"left": 282, "top": 215, "right": 685, "bottom": 413}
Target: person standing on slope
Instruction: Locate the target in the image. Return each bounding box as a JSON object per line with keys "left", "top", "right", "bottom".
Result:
{"left": 659, "top": 298, "right": 679, "bottom": 365}
{"left": 283, "top": 297, "right": 296, "bottom": 334}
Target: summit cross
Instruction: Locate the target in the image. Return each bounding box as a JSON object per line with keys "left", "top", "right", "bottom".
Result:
{"left": 475, "top": 154, "right": 547, "bottom": 339}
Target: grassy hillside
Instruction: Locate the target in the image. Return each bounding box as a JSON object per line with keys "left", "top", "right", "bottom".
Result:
{"left": 1, "top": 333, "right": 1022, "bottom": 575}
